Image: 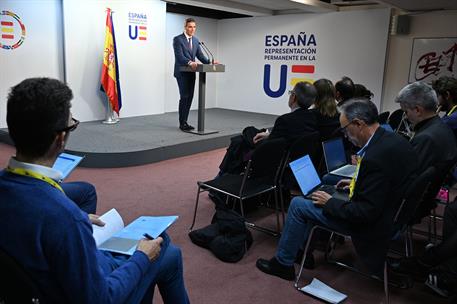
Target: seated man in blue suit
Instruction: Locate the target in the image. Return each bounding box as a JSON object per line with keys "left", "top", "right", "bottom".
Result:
{"left": 173, "top": 17, "right": 211, "bottom": 131}
{"left": 0, "top": 78, "right": 190, "bottom": 303}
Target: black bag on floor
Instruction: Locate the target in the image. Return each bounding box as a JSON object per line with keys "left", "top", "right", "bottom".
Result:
{"left": 189, "top": 207, "right": 253, "bottom": 263}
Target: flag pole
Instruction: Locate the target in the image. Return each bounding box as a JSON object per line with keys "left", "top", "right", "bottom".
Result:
{"left": 101, "top": 7, "right": 121, "bottom": 125}
{"left": 102, "top": 95, "right": 119, "bottom": 124}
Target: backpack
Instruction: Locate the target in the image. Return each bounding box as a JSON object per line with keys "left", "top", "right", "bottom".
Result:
{"left": 188, "top": 207, "right": 253, "bottom": 263}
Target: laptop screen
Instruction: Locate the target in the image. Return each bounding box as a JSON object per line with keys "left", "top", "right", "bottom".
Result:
{"left": 322, "top": 137, "right": 347, "bottom": 172}
{"left": 289, "top": 155, "right": 321, "bottom": 195}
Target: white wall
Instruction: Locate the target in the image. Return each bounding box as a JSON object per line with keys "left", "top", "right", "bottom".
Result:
{"left": 165, "top": 13, "right": 218, "bottom": 113}
{"left": 63, "top": 0, "right": 166, "bottom": 122}
{"left": 0, "top": 0, "right": 63, "bottom": 128}
{"left": 217, "top": 9, "right": 390, "bottom": 115}
{"left": 0, "top": 3, "right": 404, "bottom": 127}
{"left": 381, "top": 10, "right": 457, "bottom": 114}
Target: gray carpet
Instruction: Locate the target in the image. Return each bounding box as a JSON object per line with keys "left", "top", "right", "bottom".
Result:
{"left": 0, "top": 108, "right": 277, "bottom": 168}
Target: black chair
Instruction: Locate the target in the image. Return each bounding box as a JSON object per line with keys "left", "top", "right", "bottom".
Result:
{"left": 412, "top": 156, "right": 457, "bottom": 243}
{"left": 278, "top": 132, "right": 320, "bottom": 224}
{"left": 294, "top": 167, "right": 436, "bottom": 304}
{"left": 387, "top": 109, "right": 407, "bottom": 131}
{"left": 378, "top": 111, "right": 390, "bottom": 124}
{"left": 0, "top": 248, "right": 44, "bottom": 303}
{"left": 190, "top": 138, "right": 288, "bottom": 236}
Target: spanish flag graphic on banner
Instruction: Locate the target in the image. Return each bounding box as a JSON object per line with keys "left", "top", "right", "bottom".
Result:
{"left": 100, "top": 8, "right": 122, "bottom": 115}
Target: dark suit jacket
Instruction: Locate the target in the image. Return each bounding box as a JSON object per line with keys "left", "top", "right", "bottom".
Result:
{"left": 410, "top": 116, "right": 457, "bottom": 172}
{"left": 322, "top": 127, "right": 419, "bottom": 273}
{"left": 173, "top": 33, "right": 209, "bottom": 78}
{"left": 268, "top": 108, "right": 318, "bottom": 144}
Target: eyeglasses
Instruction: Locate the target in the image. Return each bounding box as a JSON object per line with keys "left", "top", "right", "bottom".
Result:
{"left": 340, "top": 120, "right": 354, "bottom": 135}
{"left": 57, "top": 117, "right": 79, "bottom": 133}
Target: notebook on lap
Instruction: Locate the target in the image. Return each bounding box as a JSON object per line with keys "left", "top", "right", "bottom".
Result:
{"left": 322, "top": 138, "right": 356, "bottom": 178}
{"left": 289, "top": 155, "right": 347, "bottom": 200}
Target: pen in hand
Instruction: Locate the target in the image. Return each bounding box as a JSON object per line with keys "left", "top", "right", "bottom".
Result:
{"left": 143, "top": 233, "right": 154, "bottom": 240}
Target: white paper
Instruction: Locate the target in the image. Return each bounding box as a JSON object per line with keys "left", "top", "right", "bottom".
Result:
{"left": 300, "top": 278, "right": 347, "bottom": 304}
{"left": 92, "top": 208, "right": 124, "bottom": 246}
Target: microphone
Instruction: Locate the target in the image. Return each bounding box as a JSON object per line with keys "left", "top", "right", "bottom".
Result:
{"left": 198, "top": 42, "right": 212, "bottom": 64}
{"left": 200, "top": 41, "right": 215, "bottom": 64}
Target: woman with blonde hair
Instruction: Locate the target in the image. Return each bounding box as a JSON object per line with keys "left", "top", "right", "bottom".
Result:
{"left": 312, "top": 78, "right": 340, "bottom": 140}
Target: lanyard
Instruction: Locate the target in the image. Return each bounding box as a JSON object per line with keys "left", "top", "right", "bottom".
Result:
{"left": 448, "top": 105, "right": 457, "bottom": 116}
{"left": 6, "top": 167, "right": 64, "bottom": 193}
{"left": 348, "top": 156, "right": 362, "bottom": 199}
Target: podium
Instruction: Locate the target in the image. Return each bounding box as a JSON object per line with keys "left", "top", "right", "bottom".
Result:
{"left": 180, "top": 64, "right": 225, "bottom": 135}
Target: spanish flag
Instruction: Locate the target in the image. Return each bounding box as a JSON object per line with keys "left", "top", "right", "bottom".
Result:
{"left": 100, "top": 8, "right": 122, "bottom": 115}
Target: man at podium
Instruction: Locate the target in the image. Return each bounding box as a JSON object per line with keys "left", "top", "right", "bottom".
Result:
{"left": 173, "top": 18, "right": 211, "bottom": 132}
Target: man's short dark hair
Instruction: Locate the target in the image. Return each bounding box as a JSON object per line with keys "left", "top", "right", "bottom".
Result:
{"left": 294, "top": 81, "right": 317, "bottom": 109}
{"left": 335, "top": 76, "right": 355, "bottom": 102}
{"left": 340, "top": 98, "right": 379, "bottom": 125}
{"left": 185, "top": 18, "right": 196, "bottom": 26}
{"left": 7, "top": 78, "right": 73, "bottom": 158}
{"left": 432, "top": 76, "right": 457, "bottom": 101}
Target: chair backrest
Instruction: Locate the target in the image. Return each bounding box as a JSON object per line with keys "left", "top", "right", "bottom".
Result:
{"left": 378, "top": 111, "right": 390, "bottom": 124}
{"left": 393, "top": 166, "right": 436, "bottom": 227}
{"left": 279, "top": 132, "right": 320, "bottom": 189}
{"left": 413, "top": 156, "right": 457, "bottom": 222}
{"left": 0, "top": 248, "right": 44, "bottom": 303}
{"left": 318, "top": 121, "right": 341, "bottom": 142}
{"left": 248, "top": 137, "right": 288, "bottom": 182}
{"left": 387, "top": 109, "right": 404, "bottom": 131}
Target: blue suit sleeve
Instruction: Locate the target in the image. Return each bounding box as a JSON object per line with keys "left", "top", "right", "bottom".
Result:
{"left": 196, "top": 43, "right": 210, "bottom": 64}
{"left": 173, "top": 36, "right": 191, "bottom": 66}
{"left": 48, "top": 216, "right": 151, "bottom": 304}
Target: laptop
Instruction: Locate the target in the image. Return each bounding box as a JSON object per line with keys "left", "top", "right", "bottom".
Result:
{"left": 322, "top": 138, "right": 356, "bottom": 178}
{"left": 289, "top": 155, "right": 347, "bottom": 200}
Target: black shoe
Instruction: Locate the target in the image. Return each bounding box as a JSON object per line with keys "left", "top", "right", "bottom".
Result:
{"left": 256, "top": 257, "right": 295, "bottom": 281}
{"left": 179, "top": 122, "right": 194, "bottom": 132}
{"left": 389, "top": 256, "right": 431, "bottom": 282}
{"left": 179, "top": 122, "right": 195, "bottom": 131}
{"left": 295, "top": 250, "right": 315, "bottom": 269}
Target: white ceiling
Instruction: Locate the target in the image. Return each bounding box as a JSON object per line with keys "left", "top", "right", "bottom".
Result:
{"left": 164, "top": 0, "right": 457, "bottom": 16}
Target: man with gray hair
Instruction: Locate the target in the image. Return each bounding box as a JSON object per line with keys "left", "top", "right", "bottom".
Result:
{"left": 257, "top": 98, "right": 418, "bottom": 279}
{"left": 218, "top": 81, "right": 318, "bottom": 175}
{"left": 396, "top": 81, "right": 457, "bottom": 172}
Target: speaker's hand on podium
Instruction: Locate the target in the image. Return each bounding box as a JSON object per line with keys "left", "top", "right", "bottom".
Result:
{"left": 189, "top": 61, "right": 198, "bottom": 71}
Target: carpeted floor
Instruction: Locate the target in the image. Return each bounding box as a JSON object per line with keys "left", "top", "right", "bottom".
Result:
{"left": 0, "top": 142, "right": 451, "bottom": 303}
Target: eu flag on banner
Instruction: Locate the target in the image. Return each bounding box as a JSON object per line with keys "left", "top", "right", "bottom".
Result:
{"left": 100, "top": 8, "right": 122, "bottom": 115}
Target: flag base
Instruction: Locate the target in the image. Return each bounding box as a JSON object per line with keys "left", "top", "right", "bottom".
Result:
{"left": 102, "top": 116, "right": 120, "bottom": 124}
{"left": 102, "top": 111, "right": 120, "bottom": 125}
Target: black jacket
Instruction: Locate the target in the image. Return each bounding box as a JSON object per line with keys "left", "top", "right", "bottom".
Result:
{"left": 410, "top": 116, "right": 457, "bottom": 172}
{"left": 323, "top": 127, "right": 419, "bottom": 273}
{"left": 268, "top": 108, "right": 318, "bottom": 144}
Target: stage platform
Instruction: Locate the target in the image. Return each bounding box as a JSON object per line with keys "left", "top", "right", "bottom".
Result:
{"left": 0, "top": 108, "right": 277, "bottom": 168}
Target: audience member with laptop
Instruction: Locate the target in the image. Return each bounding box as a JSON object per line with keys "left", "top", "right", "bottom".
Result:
{"left": 256, "top": 98, "right": 418, "bottom": 280}
{"left": 0, "top": 78, "right": 190, "bottom": 303}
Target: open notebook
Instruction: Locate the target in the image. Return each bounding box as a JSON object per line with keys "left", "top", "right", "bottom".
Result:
{"left": 289, "top": 155, "right": 348, "bottom": 200}
{"left": 322, "top": 138, "right": 356, "bottom": 178}
{"left": 92, "top": 208, "right": 178, "bottom": 255}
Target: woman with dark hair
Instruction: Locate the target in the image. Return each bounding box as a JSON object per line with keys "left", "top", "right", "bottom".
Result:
{"left": 312, "top": 78, "right": 340, "bottom": 140}
{"left": 354, "top": 83, "right": 374, "bottom": 99}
